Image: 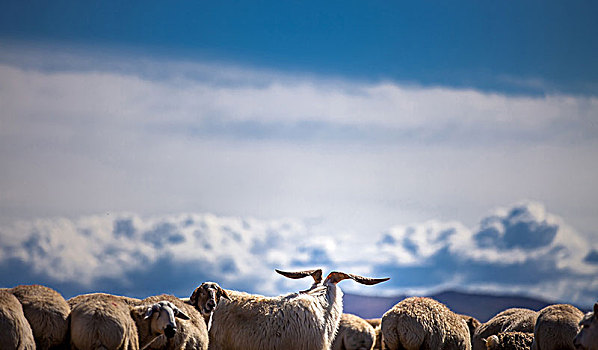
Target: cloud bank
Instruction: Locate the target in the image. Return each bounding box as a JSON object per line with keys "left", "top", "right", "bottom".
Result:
{"left": 0, "top": 202, "right": 596, "bottom": 306}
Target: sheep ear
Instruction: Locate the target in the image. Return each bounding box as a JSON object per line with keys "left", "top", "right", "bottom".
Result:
{"left": 144, "top": 305, "right": 155, "bottom": 319}
{"left": 174, "top": 307, "right": 190, "bottom": 320}
{"left": 218, "top": 287, "right": 231, "bottom": 301}
{"left": 325, "top": 271, "right": 390, "bottom": 285}
{"left": 276, "top": 269, "right": 323, "bottom": 284}
{"left": 189, "top": 287, "right": 200, "bottom": 306}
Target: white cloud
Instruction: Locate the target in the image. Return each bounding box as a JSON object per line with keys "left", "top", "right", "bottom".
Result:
{"left": 0, "top": 202, "right": 596, "bottom": 306}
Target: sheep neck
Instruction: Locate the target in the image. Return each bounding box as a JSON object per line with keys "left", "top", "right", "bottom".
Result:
{"left": 322, "top": 282, "right": 344, "bottom": 349}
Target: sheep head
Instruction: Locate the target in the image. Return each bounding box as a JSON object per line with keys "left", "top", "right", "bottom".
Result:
{"left": 190, "top": 282, "right": 231, "bottom": 317}
{"left": 484, "top": 335, "right": 500, "bottom": 350}
{"left": 574, "top": 303, "right": 598, "bottom": 350}
{"left": 142, "top": 301, "right": 189, "bottom": 339}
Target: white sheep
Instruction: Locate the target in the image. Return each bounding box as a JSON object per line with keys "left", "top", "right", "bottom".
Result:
{"left": 190, "top": 268, "right": 389, "bottom": 350}
{"left": 0, "top": 290, "right": 36, "bottom": 350}
{"left": 574, "top": 303, "right": 598, "bottom": 350}
{"left": 9, "top": 284, "right": 70, "bottom": 350}
{"left": 531, "top": 304, "right": 584, "bottom": 350}
{"left": 473, "top": 308, "right": 538, "bottom": 350}
{"left": 484, "top": 331, "right": 534, "bottom": 350}
{"left": 381, "top": 296, "right": 471, "bottom": 350}
{"left": 141, "top": 294, "right": 209, "bottom": 350}
{"left": 331, "top": 313, "right": 376, "bottom": 350}
{"left": 69, "top": 293, "right": 190, "bottom": 350}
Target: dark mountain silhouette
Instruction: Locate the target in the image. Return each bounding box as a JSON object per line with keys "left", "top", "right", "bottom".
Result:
{"left": 343, "top": 290, "right": 566, "bottom": 322}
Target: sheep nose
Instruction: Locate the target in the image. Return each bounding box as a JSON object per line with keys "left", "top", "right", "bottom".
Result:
{"left": 164, "top": 324, "right": 176, "bottom": 338}
{"left": 207, "top": 299, "right": 216, "bottom": 310}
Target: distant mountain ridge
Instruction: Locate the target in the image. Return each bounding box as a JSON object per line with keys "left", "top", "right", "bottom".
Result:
{"left": 343, "top": 290, "right": 586, "bottom": 322}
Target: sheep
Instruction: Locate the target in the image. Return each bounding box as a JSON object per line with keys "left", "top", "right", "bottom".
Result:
{"left": 331, "top": 313, "right": 377, "bottom": 350}
{"left": 473, "top": 308, "right": 538, "bottom": 350}
{"left": 189, "top": 268, "right": 389, "bottom": 350}
{"left": 484, "top": 331, "right": 534, "bottom": 350}
{"left": 531, "top": 304, "right": 584, "bottom": 350}
{"left": 459, "top": 314, "right": 482, "bottom": 346}
{"left": 141, "top": 294, "right": 209, "bottom": 350}
{"left": 70, "top": 293, "right": 190, "bottom": 350}
{"left": 366, "top": 318, "right": 381, "bottom": 328}
{"left": 365, "top": 319, "right": 383, "bottom": 350}
{"left": 9, "top": 284, "right": 70, "bottom": 350}
{"left": 188, "top": 281, "right": 231, "bottom": 328}
{"left": 574, "top": 303, "right": 598, "bottom": 350}
{"left": 0, "top": 290, "right": 36, "bottom": 350}
{"left": 381, "top": 296, "right": 471, "bottom": 350}
{"left": 68, "top": 292, "right": 142, "bottom": 309}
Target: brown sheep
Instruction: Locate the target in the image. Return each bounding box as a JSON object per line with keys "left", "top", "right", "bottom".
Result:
{"left": 484, "top": 331, "right": 533, "bottom": 350}
{"left": 188, "top": 281, "right": 231, "bottom": 328}
{"left": 473, "top": 308, "right": 538, "bottom": 350}
{"left": 574, "top": 303, "right": 598, "bottom": 350}
{"left": 332, "top": 313, "right": 377, "bottom": 350}
{"left": 381, "top": 296, "right": 471, "bottom": 350}
{"left": 68, "top": 292, "right": 142, "bottom": 309}
{"left": 531, "top": 304, "right": 584, "bottom": 350}
{"left": 459, "top": 314, "right": 482, "bottom": 346}
{"left": 141, "top": 294, "right": 209, "bottom": 350}
{"left": 10, "top": 284, "right": 70, "bottom": 350}
{"left": 70, "top": 293, "right": 189, "bottom": 350}
{"left": 0, "top": 290, "right": 36, "bottom": 350}
{"left": 365, "top": 319, "right": 383, "bottom": 350}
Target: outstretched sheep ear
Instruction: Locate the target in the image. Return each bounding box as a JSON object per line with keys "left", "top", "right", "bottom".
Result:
{"left": 275, "top": 269, "right": 323, "bottom": 284}
{"left": 218, "top": 286, "right": 231, "bottom": 301}
{"left": 174, "top": 306, "right": 190, "bottom": 320}
{"left": 324, "top": 271, "right": 390, "bottom": 285}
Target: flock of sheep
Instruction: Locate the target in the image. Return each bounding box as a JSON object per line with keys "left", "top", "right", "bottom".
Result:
{"left": 0, "top": 268, "right": 596, "bottom": 350}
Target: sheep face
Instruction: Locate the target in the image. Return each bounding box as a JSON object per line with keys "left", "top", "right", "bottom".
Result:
{"left": 574, "top": 304, "right": 598, "bottom": 350}
{"left": 144, "top": 301, "right": 190, "bottom": 339}
{"left": 190, "top": 282, "right": 231, "bottom": 317}
{"left": 485, "top": 335, "right": 500, "bottom": 350}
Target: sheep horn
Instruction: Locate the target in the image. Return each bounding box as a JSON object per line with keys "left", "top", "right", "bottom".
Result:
{"left": 275, "top": 269, "right": 323, "bottom": 284}
{"left": 324, "top": 271, "right": 390, "bottom": 285}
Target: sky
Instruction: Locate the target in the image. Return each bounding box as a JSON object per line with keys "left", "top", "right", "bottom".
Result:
{"left": 0, "top": 1, "right": 597, "bottom": 307}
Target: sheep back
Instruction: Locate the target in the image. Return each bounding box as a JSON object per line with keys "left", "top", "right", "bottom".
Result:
{"left": 10, "top": 284, "right": 70, "bottom": 349}
{"left": 531, "top": 304, "right": 584, "bottom": 350}
{"left": 381, "top": 296, "right": 471, "bottom": 350}
{"left": 69, "top": 293, "right": 139, "bottom": 350}
{"left": 485, "top": 331, "right": 534, "bottom": 350}
{"left": 332, "top": 313, "right": 376, "bottom": 350}
{"left": 473, "top": 308, "right": 538, "bottom": 350}
{"left": 140, "top": 294, "right": 208, "bottom": 350}
{"left": 0, "top": 290, "right": 36, "bottom": 350}
{"left": 68, "top": 292, "right": 141, "bottom": 310}
{"left": 209, "top": 289, "right": 341, "bottom": 350}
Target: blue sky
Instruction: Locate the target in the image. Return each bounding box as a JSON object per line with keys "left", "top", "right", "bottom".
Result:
{"left": 0, "top": 1, "right": 597, "bottom": 306}
{"left": 1, "top": 1, "right": 597, "bottom": 94}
